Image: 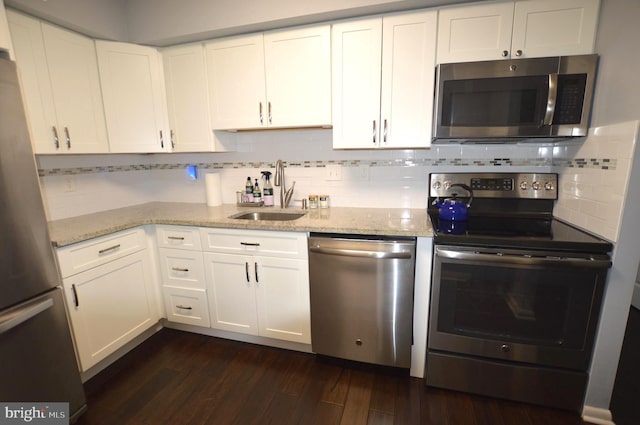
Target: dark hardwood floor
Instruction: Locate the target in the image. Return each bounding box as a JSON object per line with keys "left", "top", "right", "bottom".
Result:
{"left": 76, "top": 329, "right": 590, "bottom": 425}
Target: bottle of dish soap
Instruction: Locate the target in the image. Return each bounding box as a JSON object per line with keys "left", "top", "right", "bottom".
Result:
{"left": 261, "top": 171, "right": 274, "bottom": 206}
{"left": 253, "top": 178, "right": 262, "bottom": 203}
{"left": 245, "top": 177, "right": 254, "bottom": 202}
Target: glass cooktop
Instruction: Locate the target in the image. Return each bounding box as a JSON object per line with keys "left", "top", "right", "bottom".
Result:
{"left": 428, "top": 211, "right": 612, "bottom": 253}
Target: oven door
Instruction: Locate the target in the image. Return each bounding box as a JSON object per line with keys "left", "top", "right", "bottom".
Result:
{"left": 428, "top": 245, "right": 610, "bottom": 370}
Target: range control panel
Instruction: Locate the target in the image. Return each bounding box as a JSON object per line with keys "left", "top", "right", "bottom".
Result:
{"left": 430, "top": 173, "right": 558, "bottom": 200}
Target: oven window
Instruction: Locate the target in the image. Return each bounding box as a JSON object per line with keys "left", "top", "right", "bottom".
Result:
{"left": 441, "top": 76, "right": 549, "bottom": 127}
{"left": 436, "top": 261, "right": 599, "bottom": 349}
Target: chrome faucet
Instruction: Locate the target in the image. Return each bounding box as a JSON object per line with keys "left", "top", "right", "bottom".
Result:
{"left": 274, "top": 159, "right": 295, "bottom": 208}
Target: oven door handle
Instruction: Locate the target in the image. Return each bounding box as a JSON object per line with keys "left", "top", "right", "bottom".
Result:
{"left": 436, "top": 248, "right": 611, "bottom": 269}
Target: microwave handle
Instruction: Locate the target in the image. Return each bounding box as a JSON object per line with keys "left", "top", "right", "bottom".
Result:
{"left": 543, "top": 73, "right": 558, "bottom": 126}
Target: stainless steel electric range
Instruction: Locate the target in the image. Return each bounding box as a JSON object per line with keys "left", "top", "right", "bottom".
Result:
{"left": 425, "top": 172, "right": 612, "bottom": 412}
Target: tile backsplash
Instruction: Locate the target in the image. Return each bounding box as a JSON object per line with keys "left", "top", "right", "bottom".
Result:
{"left": 37, "top": 125, "right": 633, "bottom": 243}
{"left": 552, "top": 120, "right": 639, "bottom": 243}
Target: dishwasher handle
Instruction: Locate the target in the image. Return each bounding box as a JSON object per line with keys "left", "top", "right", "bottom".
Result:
{"left": 309, "top": 245, "right": 412, "bottom": 260}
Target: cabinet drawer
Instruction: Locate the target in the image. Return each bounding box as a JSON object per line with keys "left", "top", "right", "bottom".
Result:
{"left": 200, "top": 228, "right": 308, "bottom": 259}
{"left": 56, "top": 228, "right": 147, "bottom": 278}
{"left": 156, "top": 225, "right": 202, "bottom": 250}
{"left": 163, "top": 287, "right": 210, "bottom": 327}
{"left": 158, "top": 248, "right": 206, "bottom": 290}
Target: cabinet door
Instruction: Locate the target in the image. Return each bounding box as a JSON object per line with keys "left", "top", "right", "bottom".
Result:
{"left": 41, "top": 23, "right": 109, "bottom": 153}
{"left": 62, "top": 250, "right": 158, "bottom": 372}
{"left": 332, "top": 18, "right": 383, "bottom": 149}
{"left": 96, "top": 40, "right": 169, "bottom": 153}
{"left": 6, "top": 10, "right": 58, "bottom": 153}
{"left": 203, "top": 252, "right": 258, "bottom": 335}
{"left": 380, "top": 10, "right": 437, "bottom": 148}
{"left": 437, "top": 1, "right": 515, "bottom": 63}
{"left": 263, "top": 25, "right": 331, "bottom": 128}
{"left": 511, "top": 0, "right": 599, "bottom": 58}
{"left": 205, "top": 34, "right": 266, "bottom": 130}
{"left": 255, "top": 256, "right": 311, "bottom": 344}
{"left": 162, "top": 44, "right": 216, "bottom": 152}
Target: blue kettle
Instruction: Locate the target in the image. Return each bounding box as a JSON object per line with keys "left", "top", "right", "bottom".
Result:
{"left": 433, "top": 183, "right": 474, "bottom": 221}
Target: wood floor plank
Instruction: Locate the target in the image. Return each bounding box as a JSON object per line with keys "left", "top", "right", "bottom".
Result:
{"left": 339, "top": 369, "right": 375, "bottom": 425}
{"left": 367, "top": 410, "right": 395, "bottom": 425}
{"left": 369, "top": 372, "right": 400, "bottom": 415}
{"left": 393, "top": 377, "right": 422, "bottom": 425}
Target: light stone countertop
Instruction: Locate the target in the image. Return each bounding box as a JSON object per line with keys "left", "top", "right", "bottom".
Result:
{"left": 48, "top": 202, "right": 433, "bottom": 247}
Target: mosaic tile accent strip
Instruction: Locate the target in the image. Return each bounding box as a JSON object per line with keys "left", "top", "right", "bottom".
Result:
{"left": 38, "top": 157, "right": 614, "bottom": 177}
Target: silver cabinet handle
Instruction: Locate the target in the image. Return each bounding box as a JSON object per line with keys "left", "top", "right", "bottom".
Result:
{"left": 0, "top": 298, "right": 54, "bottom": 335}
{"left": 71, "top": 284, "right": 79, "bottom": 308}
{"left": 268, "top": 101, "right": 272, "bottom": 124}
{"left": 52, "top": 126, "right": 60, "bottom": 149}
{"left": 383, "top": 119, "right": 388, "bottom": 144}
{"left": 98, "top": 244, "right": 121, "bottom": 255}
{"left": 240, "top": 242, "right": 260, "bottom": 247}
{"left": 245, "top": 261, "right": 250, "bottom": 283}
{"left": 64, "top": 127, "right": 71, "bottom": 148}
{"left": 254, "top": 262, "right": 259, "bottom": 284}
{"left": 159, "top": 130, "right": 164, "bottom": 148}
{"left": 543, "top": 73, "right": 559, "bottom": 127}
{"left": 170, "top": 129, "right": 175, "bottom": 149}
{"left": 171, "top": 267, "right": 189, "bottom": 272}
{"left": 167, "top": 236, "right": 185, "bottom": 241}
{"left": 372, "top": 120, "right": 377, "bottom": 145}
{"left": 309, "top": 246, "right": 412, "bottom": 259}
{"left": 176, "top": 305, "right": 192, "bottom": 310}
{"left": 502, "top": 50, "right": 509, "bottom": 57}
{"left": 259, "top": 102, "right": 263, "bottom": 124}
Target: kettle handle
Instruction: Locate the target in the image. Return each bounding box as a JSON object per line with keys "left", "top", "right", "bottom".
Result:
{"left": 449, "top": 183, "right": 474, "bottom": 207}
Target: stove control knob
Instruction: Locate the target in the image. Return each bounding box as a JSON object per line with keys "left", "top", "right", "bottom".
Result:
{"left": 519, "top": 181, "right": 529, "bottom": 190}
{"left": 544, "top": 181, "right": 555, "bottom": 191}
{"left": 432, "top": 181, "right": 442, "bottom": 190}
{"left": 443, "top": 181, "right": 451, "bottom": 190}
{"left": 532, "top": 181, "right": 541, "bottom": 190}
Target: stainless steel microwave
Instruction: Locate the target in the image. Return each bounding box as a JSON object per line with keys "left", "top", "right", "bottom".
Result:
{"left": 432, "top": 54, "right": 598, "bottom": 143}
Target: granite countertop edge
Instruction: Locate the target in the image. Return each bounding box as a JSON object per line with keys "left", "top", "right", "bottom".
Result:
{"left": 49, "top": 202, "right": 434, "bottom": 247}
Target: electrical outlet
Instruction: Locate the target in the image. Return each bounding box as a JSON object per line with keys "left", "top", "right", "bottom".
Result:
{"left": 326, "top": 164, "right": 342, "bottom": 181}
{"left": 358, "top": 166, "right": 370, "bottom": 181}
{"left": 63, "top": 175, "right": 76, "bottom": 192}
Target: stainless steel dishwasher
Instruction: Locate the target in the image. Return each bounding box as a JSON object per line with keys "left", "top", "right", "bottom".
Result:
{"left": 308, "top": 233, "right": 416, "bottom": 368}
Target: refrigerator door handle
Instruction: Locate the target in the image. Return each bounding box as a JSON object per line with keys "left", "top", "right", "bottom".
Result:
{"left": 0, "top": 298, "right": 54, "bottom": 335}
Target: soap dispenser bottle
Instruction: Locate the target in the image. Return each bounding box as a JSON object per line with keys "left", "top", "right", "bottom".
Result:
{"left": 253, "top": 178, "right": 262, "bottom": 203}
{"left": 245, "top": 177, "right": 254, "bottom": 202}
{"left": 261, "top": 171, "right": 274, "bottom": 206}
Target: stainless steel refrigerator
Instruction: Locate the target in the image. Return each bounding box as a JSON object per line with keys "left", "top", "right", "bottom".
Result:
{"left": 0, "top": 55, "right": 86, "bottom": 420}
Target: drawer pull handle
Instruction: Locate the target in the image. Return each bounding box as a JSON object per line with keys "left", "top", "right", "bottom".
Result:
{"left": 167, "top": 236, "right": 185, "bottom": 241}
{"left": 240, "top": 242, "right": 260, "bottom": 247}
{"left": 98, "top": 244, "right": 121, "bottom": 255}
{"left": 176, "top": 305, "right": 192, "bottom": 310}
{"left": 71, "top": 284, "right": 79, "bottom": 308}
{"left": 171, "top": 267, "right": 189, "bottom": 272}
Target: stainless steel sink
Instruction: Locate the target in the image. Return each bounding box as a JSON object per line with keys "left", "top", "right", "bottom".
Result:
{"left": 230, "top": 211, "right": 305, "bottom": 221}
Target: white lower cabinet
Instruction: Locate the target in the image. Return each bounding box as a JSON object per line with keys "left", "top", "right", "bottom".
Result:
{"left": 156, "top": 226, "right": 210, "bottom": 328}
{"left": 56, "top": 228, "right": 159, "bottom": 372}
{"left": 201, "top": 228, "right": 311, "bottom": 344}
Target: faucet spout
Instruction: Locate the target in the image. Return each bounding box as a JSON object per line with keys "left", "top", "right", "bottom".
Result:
{"left": 274, "top": 159, "right": 286, "bottom": 208}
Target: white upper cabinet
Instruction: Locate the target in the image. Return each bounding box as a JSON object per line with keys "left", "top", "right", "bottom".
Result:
{"left": 162, "top": 43, "right": 227, "bottom": 152}
{"left": 205, "top": 24, "right": 331, "bottom": 130}
{"left": 7, "top": 11, "right": 109, "bottom": 154}
{"left": 437, "top": 0, "right": 600, "bottom": 63}
{"left": 332, "top": 10, "right": 438, "bottom": 149}
{"left": 96, "top": 40, "right": 170, "bottom": 153}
